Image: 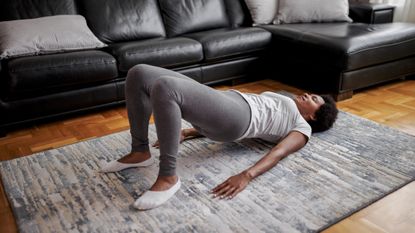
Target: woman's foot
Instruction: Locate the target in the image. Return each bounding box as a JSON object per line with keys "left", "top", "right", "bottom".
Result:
{"left": 100, "top": 151, "right": 154, "bottom": 173}
{"left": 150, "top": 175, "right": 179, "bottom": 191}
{"left": 134, "top": 175, "right": 181, "bottom": 210}
{"left": 118, "top": 151, "right": 151, "bottom": 164}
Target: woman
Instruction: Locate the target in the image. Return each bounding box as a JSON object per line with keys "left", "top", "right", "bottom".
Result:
{"left": 100, "top": 64, "right": 338, "bottom": 210}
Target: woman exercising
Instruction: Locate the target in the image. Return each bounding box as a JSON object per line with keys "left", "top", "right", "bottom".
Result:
{"left": 100, "top": 64, "right": 338, "bottom": 210}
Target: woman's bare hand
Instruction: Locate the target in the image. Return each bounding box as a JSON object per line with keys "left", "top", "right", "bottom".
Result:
{"left": 211, "top": 171, "right": 252, "bottom": 200}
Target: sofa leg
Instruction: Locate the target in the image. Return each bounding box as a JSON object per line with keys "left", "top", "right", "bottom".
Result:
{"left": 0, "top": 128, "right": 7, "bottom": 138}
{"left": 406, "top": 74, "right": 415, "bottom": 80}
{"left": 335, "top": 91, "right": 353, "bottom": 101}
{"left": 231, "top": 77, "right": 250, "bottom": 86}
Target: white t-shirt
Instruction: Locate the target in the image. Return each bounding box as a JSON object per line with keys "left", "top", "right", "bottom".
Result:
{"left": 232, "top": 90, "right": 312, "bottom": 143}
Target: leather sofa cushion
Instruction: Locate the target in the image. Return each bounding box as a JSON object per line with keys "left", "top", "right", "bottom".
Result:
{"left": 6, "top": 51, "right": 118, "bottom": 100}
{"left": 109, "top": 38, "right": 203, "bottom": 73}
{"left": 262, "top": 23, "right": 415, "bottom": 71}
{"left": 78, "top": 0, "right": 165, "bottom": 43}
{"left": 184, "top": 28, "right": 272, "bottom": 61}
{"left": 224, "top": 0, "right": 251, "bottom": 28}
{"left": 159, "top": 0, "right": 229, "bottom": 37}
{"left": 0, "top": 0, "right": 77, "bottom": 21}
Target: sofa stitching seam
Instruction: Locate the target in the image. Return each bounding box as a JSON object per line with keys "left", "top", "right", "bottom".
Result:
{"left": 10, "top": 61, "right": 117, "bottom": 73}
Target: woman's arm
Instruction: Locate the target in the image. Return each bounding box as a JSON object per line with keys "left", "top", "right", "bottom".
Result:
{"left": 181, "top": 128, "right": 203, "bottom": 139}
{"left": 211, "top": 131, "right": 308, "bottom": 199}
{"left": 152, "top": 128, "right": 204, "bottom": 148}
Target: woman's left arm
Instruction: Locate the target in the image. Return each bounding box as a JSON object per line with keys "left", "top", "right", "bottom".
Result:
{"left": 211, "top": 131, "right": 308, "bottom": 199}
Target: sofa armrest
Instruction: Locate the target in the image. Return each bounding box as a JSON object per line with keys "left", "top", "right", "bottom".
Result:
{"left": 349, "top": 3, "right": 395, "bottom": 24}
{"left": 0, "top": 61, "right": 5, "bottom": 100}
{"left": 0, "top": 61, "right": 3, "bottom": 81}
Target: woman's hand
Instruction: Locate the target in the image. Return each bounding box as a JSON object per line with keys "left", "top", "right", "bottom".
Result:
{"left": 211, "top": 171, "right": 252, "bottom": 200}
{"left": 209, "top": 131, "right": 308, "bottom": 200}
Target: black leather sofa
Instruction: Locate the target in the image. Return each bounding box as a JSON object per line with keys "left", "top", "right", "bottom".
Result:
{"left": 1, "top": 0, "right": 415, "bottom": 134}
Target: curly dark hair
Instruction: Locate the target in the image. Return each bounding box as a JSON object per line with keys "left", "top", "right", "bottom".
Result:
{"left": 308, "top": 95, "right": 338, "bottom": 133}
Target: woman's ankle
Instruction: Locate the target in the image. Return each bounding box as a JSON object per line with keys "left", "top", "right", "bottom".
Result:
{"left": 117, "top": 151, "right": 151, "bottom": 163}
{"left": 150, "top": 175, "right": 179, "bottom": 191}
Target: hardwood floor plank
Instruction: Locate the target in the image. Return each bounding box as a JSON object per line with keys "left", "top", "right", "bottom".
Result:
{"left": 0, "top": 176, "right": 10, "bottom": 210}
{"left": 0, "top": 178, "right": 17, "bottom": 233}
{"left": 325, "top": 182, "right": 415, "bottom": 233}
{"left": 30, "top": 137, "right": 79, "bottom": 152}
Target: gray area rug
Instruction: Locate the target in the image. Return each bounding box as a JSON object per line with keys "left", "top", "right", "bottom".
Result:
{"left": 1, "top": 111, "right": 415, "bottom": 233}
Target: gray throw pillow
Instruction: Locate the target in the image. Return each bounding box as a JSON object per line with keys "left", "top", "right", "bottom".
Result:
{"left": 244, "top": 0, "right": 279, "bottom": 25}
{"left": 0, "top": 15, "right": 106, "bottom": 60}
{"left": 274, "top": 0, "right": 353, "bottom": 24}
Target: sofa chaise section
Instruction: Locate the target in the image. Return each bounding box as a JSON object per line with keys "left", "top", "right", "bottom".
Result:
{"left": 262, "top": 18, "right": 415, "bottom": 100}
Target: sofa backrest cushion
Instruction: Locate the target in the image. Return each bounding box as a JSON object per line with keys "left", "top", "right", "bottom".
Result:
{"left": 0, "top": 0, "right": 77, "bottom": 21}
{"left": 78, "top": 0, "right": 165, "bottom": 43}
{"left": 224, "top": 0, "right": 252, "bottom": 27}
{"left": 159, "top": 0, "right": 229, "bottom": 37}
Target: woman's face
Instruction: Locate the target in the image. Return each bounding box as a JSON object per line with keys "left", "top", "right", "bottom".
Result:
{"left": 294, "top": 93, "right": 325, "bottom": 121}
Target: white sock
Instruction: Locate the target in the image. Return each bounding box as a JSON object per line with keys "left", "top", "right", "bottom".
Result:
{"left": 99, "top": 155, "right": 154, "bottom": 173}
{"left": 134, "top": 178, "right": 181, "bottom": 210}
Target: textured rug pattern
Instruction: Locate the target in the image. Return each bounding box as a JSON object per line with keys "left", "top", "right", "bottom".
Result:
{"left": 1, "top": 112, "right": 414, "bottom": 233}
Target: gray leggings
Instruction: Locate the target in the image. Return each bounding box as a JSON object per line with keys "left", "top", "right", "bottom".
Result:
{"left": 125, "top": 64, "right": 251, "bottom": 176}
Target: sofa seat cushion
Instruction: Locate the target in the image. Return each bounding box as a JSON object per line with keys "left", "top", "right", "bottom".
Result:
{"left": 184, "top": 28, "right": 272, "bottom": 61}
{"left": 261, "top": 22, "right": 415, "bottom": 71}
{"left": 6, "top": 50, "right": 117, "bottom": 100}
{"left": 109, "top": 38, "right": 203, "bottom": 73}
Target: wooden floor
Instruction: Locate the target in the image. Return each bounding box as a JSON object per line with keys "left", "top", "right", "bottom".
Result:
{"left": 0, "top": 78, "right": 414, "bottom": 233}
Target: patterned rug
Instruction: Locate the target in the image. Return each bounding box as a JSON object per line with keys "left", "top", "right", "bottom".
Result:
{"left": 1, "top": 112, "right": 414, "bottom": 233}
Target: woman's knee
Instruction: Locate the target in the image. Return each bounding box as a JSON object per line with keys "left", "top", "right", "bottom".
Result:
{"left": 151, "top": 78, "right": 181, "bottom": 101}
{"left": 126, "top": 64, "right": 153, "bottom": 87}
